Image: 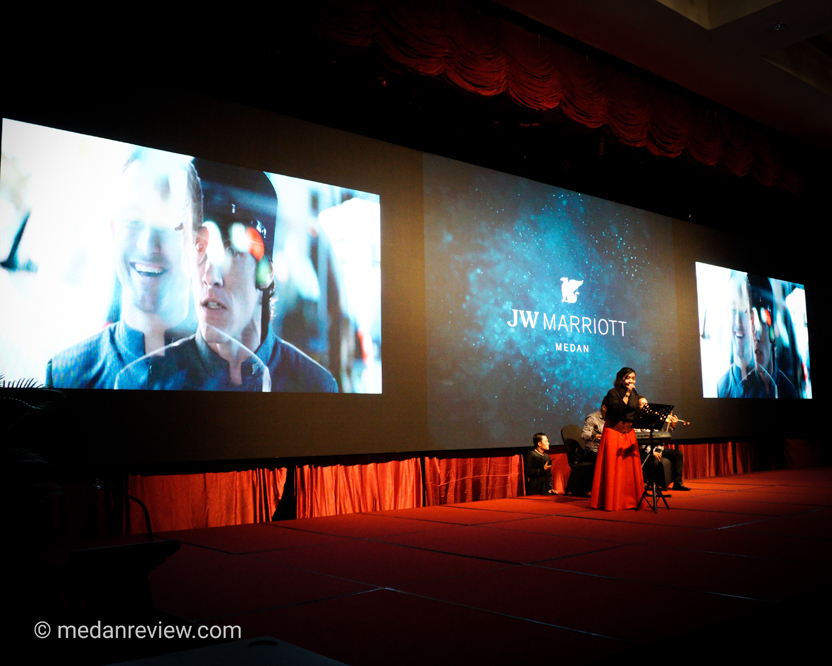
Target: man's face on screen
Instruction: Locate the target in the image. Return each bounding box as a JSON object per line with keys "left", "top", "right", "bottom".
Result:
{"left": 113, "top": 160, "right": 190, "bottom": 325}
{"left": 754, "top": 307, "right": 774, "bottom": 374}
{"left": 728, "top": 275, "right": 754, "bottom": 371}
{"left": 189, "top": 222, "right": 261, "bottom": 351}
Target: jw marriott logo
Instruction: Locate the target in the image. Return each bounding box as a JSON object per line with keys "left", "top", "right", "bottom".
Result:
{"left": 560, "top": 277, "right": 583, "bottom": 303}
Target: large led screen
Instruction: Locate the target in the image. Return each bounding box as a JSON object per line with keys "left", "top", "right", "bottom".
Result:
{"left": 424, "top": 154, "right": 681, "bottom": 449}
{"left": 0, "top": 119, "right": 381, "bottom": 393}
{"left": 695, "top": 262, "right": 811, "bottom": 399}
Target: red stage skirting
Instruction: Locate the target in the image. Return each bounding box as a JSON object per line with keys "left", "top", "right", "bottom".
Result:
{"left": 125, "top": 439, "right": 820, "bottom": 533}
{"left": 423, "top": 453, "right": 524, "bottom": 506}
{"left": 295, "top": 457, "right": 423, "bottom": 520}
{"left": 126, "top": 468, "right": 286, "bottom": 534}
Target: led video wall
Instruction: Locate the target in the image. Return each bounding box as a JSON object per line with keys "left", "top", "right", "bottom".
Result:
{"left": 1, "top": 119, "right": 381, "bottom": 394}
{"left": 0, "top": 99, "right": 816, "bottom": 463}
{"left": 695, "top": 262, "right": 811, "bottom": 399}
{"left": 424, "top": 154, "right": 683, "bottom": 449}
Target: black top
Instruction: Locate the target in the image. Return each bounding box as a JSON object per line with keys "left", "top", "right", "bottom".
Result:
{"left": 604, "top": 386, "right": 642, "bottom": 426}
{"left": 524, "top": 448, "right": 553, "bottom": 495}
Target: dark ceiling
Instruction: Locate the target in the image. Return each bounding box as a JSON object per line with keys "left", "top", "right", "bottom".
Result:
{"left": 5, "top": 2, "right": 829, "bottom": 234}
{"left": 499, "top": 0, "right": 832, "bottom": 154}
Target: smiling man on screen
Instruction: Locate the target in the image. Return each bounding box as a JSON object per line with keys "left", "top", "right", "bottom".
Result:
{"left": 46, "top": 149, "right": 196, "bottom": 389}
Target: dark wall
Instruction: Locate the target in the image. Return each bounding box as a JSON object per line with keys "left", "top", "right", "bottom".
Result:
{"left": 3, "top": 12, "right": 825, "bottom": 467}
{"left": 3, "top": 86, "right": 429, "bottom": 465}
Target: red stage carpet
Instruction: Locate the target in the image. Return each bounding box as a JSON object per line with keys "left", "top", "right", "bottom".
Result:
{"left": 70, "top": 467, "right": 832, "bottom": 664}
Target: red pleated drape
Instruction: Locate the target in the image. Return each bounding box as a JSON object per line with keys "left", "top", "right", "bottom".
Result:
{"left": 680, "top": 440, "right": 818, "bottom": 478}
{"left": 295, "top": 457, "right": 423, "bottom": 519}
{"left": 120, "top": 440, "right": 818, "bottom": 533}
{"left": 785, "top": 438, "right": 823, "bottom": 469}
{"left": 424, "top": 453, "right": 523, "bottom": 505}
{"left": 125, "top": 468, "right": 286, "bottom": 534}
{"left": 304, "top": 0, "right": 802, "bottom": 191}
{"left": 676, "top": 441, "right": 781, "bottom": 480}
{"left": 548, "top": 452, "right": 571, "bottom": 495}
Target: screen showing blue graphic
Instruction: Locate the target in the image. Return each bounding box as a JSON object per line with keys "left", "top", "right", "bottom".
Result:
{"left": 424, "top": 154, "right": 681, "bottom": 449}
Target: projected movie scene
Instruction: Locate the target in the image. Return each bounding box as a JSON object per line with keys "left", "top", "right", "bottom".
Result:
{"left": 0, "top": 119, "right": 381, "bottom": 393}
{"left": 424, "top": 154, "right": 681, "bottom": 449}
{"left": 695, "top": 262, "right": 810, "bottom": 399}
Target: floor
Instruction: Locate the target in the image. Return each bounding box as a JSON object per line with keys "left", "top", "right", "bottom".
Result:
{"left": 145, "top": 467, "right": 832, "bottom": 664}
{"left": 27, "top": 466, "right": 832, "bottom": 665}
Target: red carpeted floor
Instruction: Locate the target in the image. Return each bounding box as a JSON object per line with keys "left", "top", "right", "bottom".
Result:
{"left": 143, "top": 467, "right": 832, "bottom": 665}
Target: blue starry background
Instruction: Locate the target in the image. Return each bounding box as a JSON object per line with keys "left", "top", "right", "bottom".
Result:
{"left": 424, "top": 154, "right": 681, "bottom": 450}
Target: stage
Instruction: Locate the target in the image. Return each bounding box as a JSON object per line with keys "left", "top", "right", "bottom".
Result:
{"left": 66, "top": 465, "right": 832, "bottom": 664}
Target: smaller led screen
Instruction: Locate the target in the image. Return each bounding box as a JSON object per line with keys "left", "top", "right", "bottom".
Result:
{"left": 695, "top": 262, "right": 811, "bottom": 399}
{"left": 0, "top": 119, "right": 381, "bottom": 393}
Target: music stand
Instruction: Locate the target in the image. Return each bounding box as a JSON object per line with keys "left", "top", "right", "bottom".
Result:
{"left": 634, "top": 402, "right": 674, "bottom": 513}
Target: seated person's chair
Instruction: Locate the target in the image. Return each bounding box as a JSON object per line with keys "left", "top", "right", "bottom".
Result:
{"left": 560, "top": 425, "right": 595, "bottom": 496}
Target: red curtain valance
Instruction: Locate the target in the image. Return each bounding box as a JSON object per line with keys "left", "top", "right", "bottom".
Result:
{"left": 305, "top": 0, "right": 802, "bottom": 191}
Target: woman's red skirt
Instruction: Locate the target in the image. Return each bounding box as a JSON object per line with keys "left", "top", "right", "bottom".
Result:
{"left": 590, "top": 423, "right": 644, "bottom": 511}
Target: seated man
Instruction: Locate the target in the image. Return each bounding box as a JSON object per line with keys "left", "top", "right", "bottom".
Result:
{"left": 636, "top": 397, "right": 690, "bottom": 491}
{"left": 525, "top": 432, "right": 556, "bottom": 495}
{"left": 580, "top": 399, "right": 606, "bottom": 464}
